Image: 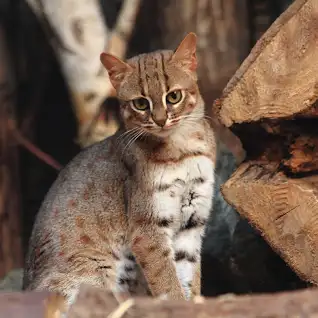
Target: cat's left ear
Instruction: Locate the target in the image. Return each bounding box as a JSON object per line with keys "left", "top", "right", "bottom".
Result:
{"left": 100, "top": 52, "right": 133, "bottom": 90}
{"left": 171, "top": 32, "right": 197, "bottom": 71}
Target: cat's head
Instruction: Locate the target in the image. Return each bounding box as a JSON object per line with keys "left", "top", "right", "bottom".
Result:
{"left": 100, "top": 32, "right": 203, "bottom": 138}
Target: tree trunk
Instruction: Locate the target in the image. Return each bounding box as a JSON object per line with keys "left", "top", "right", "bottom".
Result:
{"left": 0, "top": 26, "right": 23, "bottom": 278}
{"left": 25, "top": 0, "right": 141, "bottom": 147}
{"left": 216, "top": 0, "right": 318, "bottom": 284}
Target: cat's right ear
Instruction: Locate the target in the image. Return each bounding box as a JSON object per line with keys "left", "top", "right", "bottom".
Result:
{"left": 171, "top": 32, "right": 197, "bottom": 72}
{"left": 100, "top": 53, "right": 132, "bottom": 90}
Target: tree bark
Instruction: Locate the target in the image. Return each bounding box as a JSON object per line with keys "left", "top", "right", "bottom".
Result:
{"left": 221, "top": 162, "right": 318, "bottom": 284}
{"left": 216, "top": 0, "right": 318, "bottom": 127}
{"left": 25, "top": 0, "right": 141, "bottom": 147}
{"left": 215, "top": 0, "right": 318, "bottom": 285}
{"left": 6, "top": 286, "right": 318, "bottom": 317}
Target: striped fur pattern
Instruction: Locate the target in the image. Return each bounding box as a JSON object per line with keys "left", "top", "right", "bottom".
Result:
{"left": 23, "top": 33, "right": 216, "bottom": 310}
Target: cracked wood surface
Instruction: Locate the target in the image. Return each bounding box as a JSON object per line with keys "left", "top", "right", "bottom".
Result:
{"left": 216, "top": 0, "right": 318, "bottom": 127}
{"left": 214, "top": 0, "right": 318, "bottom": 284}
{"left": 221, "top": 162, "right": 318, "bottom": 284}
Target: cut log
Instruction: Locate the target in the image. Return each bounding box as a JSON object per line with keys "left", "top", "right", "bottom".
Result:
{"left": 214, "top": 0, "right": 318, "bottom": 285}
{"left": 221, "top": 162, "right": 318, "bottom": 284}
{"left": 5, "top": 286, "right": 318, "bottom": 317}
{"left": 216, "top": 0, "right": 318, "bottom": 127}
{"left": 67, "top": 285, "right": 318, "bottom": 317}
{"left": 0, "top": 291, "right": 50, "bottom": 318}
{"left": 283, "top": 135, "right": 318, "bottom": 174}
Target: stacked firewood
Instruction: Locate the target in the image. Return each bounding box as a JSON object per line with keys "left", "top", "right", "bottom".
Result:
{"left": 217, "top": 0, "right": 318, "bottom": 285}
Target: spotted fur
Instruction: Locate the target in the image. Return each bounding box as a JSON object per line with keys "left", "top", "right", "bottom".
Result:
{"left": 23, "top": 33, "right": 216, "bottom": 311}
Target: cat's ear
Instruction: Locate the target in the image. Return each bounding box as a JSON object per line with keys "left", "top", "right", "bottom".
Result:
{"left": 100, "top": 53, "right": 132, "bottom": 90}
{"left": 171, "top": 32, "right": 197, "bottom": 71}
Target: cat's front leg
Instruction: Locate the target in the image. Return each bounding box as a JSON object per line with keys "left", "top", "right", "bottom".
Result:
{"left": 127, "top": 175, "right": 186, "bottom": 300}
{"left": 130, "top": 222, "right": 185, "bottom": 300}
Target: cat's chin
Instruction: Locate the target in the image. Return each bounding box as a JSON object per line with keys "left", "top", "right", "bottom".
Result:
{"left": 146, "top": 127, "right": 176, "bottom": 139}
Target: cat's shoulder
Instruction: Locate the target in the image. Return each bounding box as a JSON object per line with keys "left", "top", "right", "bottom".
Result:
{"left": 55, "top": 132, "right": 127, "bottom": 183}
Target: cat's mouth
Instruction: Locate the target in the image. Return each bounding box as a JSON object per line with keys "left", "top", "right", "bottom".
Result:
{"left": 162, "top": 123, "right": 177, "bottom": 130}
{"left": 147, "top": 123, "right": 179, "bottom": 137}
{"left": 139, "top": 119, "right": 181, "bottom": 138}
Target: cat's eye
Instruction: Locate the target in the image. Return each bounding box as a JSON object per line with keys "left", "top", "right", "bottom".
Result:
{"left": 166, "top": 90, "right": 183, "bottom": 105}
{"left": 132, "top": 98, "right": 150, "bottom": 111}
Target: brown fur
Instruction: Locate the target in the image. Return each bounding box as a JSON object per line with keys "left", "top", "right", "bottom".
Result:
{"left": 24, "top": 33, "right": 216, "bottom": 310}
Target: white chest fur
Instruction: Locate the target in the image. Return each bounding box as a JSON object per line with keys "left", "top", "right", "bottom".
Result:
{"left": 151, "top": 155, "right": 215, "bottom": 229}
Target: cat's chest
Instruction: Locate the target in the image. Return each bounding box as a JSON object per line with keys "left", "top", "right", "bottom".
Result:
{"left": 151, "top": 155, "right": 215, "bottom": 225}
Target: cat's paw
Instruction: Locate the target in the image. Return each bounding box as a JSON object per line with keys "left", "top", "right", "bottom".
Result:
{"left": 44, "top": 293, "right": 67, "bottom": 318}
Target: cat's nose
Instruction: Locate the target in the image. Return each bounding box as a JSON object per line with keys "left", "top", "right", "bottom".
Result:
{"left": 152, "top": 107, "right": 167, "bottom": 127}
{"left": 154, "top": 117, "right": 167, "bottom": 127}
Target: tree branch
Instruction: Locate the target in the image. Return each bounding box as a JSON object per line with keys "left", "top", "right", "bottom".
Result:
{"left": 8, "top": 120, "right": 63, "bottom": 171}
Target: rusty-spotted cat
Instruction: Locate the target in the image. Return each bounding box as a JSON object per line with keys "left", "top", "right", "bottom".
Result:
{"left": 23, "top": 32, "right": 216, "bottom": 310}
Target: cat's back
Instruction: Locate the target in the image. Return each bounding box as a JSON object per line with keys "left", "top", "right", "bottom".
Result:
{"left": 24, "top": 133, "right": 129, "bottom": 287}
{"left": 36, "top": 132, "right": 127, "bottom": 224}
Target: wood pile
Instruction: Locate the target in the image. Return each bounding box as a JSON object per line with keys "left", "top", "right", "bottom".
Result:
{"left": 216, "top": 0, "right": 318, "bottom": 284}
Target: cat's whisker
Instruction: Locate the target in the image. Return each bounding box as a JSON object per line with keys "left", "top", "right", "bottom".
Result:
{"left": 116, "top": 129, "right": 135, "bottom": 146}
{"left": 121, "top": 127, "right": 145, "bottom": 157}
{"left": 178, "top": 114, "right": 204, "bottom": 121}
{"left": 183, "top": 118, "right": 203, "bottom": 124}
{"left": 180, "top": 120, "right": 202, "bottom": 131}
{"left": 117, "top": 127, "right": 140, "bottom": 142}
{"left": 117, "top": 127, "right": 141, "bottom": 149}
{"left": 183, "top": 118, "right": 206, "bottom": 127}
{"left": 122, "top": 130, "right": 144, "bottom": 157}
{"left": 179, "top": 116, "right": 202, "bottom": 123}
{"left": 121, "top": 132, "right": 139, "bottom": 157}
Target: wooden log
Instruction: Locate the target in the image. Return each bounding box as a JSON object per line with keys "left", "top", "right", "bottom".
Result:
{"left": 0, "top": 291, "right": 50, "bottom": 318}
{"left": 62, "top": 284, "right": 318, "bottom": 317}
{"left": 283, "top": 135, "right": 318, "bottom": 174}
{"left": 226, "top": 116, "right": 318, "bottom": 175}
{"left": 216, "top": 0, "right": 318, "bottom": 127}
{"left": 4, "top": 286, "right": 318, "bottom": 317}
{"left": 221, "top": 162, "right": 318, "bottom": 284}
{"left": 213, "top": 0, "right": 318, "bottom": 284}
